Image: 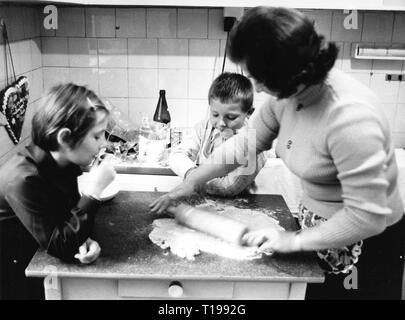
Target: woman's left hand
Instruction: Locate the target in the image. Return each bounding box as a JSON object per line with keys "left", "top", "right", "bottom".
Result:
{"left": 242, "top": 228, "right": 301, "bottom": 253}
{"left": 74, "top": 238, "right": 101, "bottom": 264}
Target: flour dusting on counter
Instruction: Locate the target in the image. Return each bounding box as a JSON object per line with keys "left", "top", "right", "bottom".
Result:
{"left": 149, "top": 202, "right": 284, "bottom": 260}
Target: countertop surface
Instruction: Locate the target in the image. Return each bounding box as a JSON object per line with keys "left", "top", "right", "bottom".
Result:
{"left": 26, "top": 191, "right": 324, "bottom": 283}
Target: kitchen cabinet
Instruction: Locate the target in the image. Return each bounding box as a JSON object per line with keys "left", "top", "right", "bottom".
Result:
{"left": 25, "top": 190, "right": 324, "bottom": 300}
{"left": 51, "top": 277, "right": 308, "bottom": 300}
{"left": 5, "top": 0, "right": 405, "bottom": 11}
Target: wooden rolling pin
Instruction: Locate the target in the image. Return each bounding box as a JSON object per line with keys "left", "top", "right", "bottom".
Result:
{"left": 167, "top": 203, "right": 248, "bottom": 245}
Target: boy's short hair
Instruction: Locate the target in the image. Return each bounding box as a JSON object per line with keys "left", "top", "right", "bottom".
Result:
{"left": 208, "top": 72, "right": 254, "bottom": 114}
{"left": 32, "top": 83, "right": 109, "bottom": 151}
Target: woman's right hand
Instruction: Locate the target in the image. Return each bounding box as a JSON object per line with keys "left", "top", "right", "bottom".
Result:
{"left": 149, "top": 181, "right": 196, "bottom": 214}
{"left": 85, "top": 156, "right": 116, "bottom": 198}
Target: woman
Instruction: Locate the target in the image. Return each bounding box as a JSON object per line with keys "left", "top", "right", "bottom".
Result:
{"left": 0, "top": 83, "right": 116, "bottom": 299}
{"left": 150, "top": 7, "right": 405, "bottom": 300}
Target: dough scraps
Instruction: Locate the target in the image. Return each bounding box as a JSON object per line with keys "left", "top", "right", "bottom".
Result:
{"left": 149, "top": 202, "right": 284, "bottom": 261}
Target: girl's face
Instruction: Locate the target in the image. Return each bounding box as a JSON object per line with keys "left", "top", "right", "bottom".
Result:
{"left": 209, "top": 98, "right": 247, "bottom": 134}
{"left": 64, "top": 111, "right": 109, "bottom": 167}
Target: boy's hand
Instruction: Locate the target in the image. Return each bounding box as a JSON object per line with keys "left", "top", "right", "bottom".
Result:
{"left": 74, "top": 238, "right": 101, "bottom": 264}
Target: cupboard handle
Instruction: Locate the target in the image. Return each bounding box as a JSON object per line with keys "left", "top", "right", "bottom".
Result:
{"left": 168, "top": 281, "right": 183, "bottom": 298}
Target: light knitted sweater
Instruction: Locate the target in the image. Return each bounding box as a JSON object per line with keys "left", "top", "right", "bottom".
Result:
{"left": 170, "top": 119, "right": 266, "bottom": 196}
{"left": 214, "top": 68, "right": 404, "bottom": 250}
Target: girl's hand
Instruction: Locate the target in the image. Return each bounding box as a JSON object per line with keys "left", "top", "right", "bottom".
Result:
{"left": 74, "top": 238, "right": 101, "bottom": 264}
{"left": 85, "top": 155, "right": 116, "bottom": 198}
{"left": 242, "top": 228, "right": 302, "bottom": 253}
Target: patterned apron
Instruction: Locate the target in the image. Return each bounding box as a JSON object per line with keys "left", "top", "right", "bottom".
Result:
{"left": 297, "top": 204, "right": 363, "bottom": 274}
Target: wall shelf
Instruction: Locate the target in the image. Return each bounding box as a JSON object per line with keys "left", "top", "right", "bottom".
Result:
{"left": 355, "top": 44, "right": 405, "bottom": 60}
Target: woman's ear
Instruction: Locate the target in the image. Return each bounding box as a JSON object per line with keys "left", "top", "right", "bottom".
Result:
{"left": 56, "top": 128, "right": 72, "bottom": 149}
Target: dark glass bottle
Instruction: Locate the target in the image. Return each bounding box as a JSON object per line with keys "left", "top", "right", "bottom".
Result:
{"left": 153, "top": 90, "right": 171, "bottom": 148}
{"left": 153, "top": 90, "right": 171, "bottom": 124}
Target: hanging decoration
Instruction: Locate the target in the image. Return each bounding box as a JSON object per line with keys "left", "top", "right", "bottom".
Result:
{"left": 0, "top": 20, "right": 29, "bottom": 145}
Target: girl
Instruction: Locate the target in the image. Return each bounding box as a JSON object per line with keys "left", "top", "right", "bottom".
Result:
{"left": 0, "top": 83, "right": 116, "bottom": 299}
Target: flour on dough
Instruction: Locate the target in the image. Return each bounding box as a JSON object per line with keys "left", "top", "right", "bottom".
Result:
{"left": 149, "top": 203, "right": 284, "bottom": 261}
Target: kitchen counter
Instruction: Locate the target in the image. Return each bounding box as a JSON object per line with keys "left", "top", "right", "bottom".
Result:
{"left": 26, "top": 191, "right": 324, "bottom": 300}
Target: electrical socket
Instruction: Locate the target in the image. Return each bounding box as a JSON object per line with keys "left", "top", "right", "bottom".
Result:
{"left": 385, "top": 74, "right": 404, "bottom": 81}
{"left": 224, "top": 17, "right": 236, "bottom": 32}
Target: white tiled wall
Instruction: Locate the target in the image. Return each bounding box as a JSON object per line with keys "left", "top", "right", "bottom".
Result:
{"left": 362, "top": 12, "right": 394, "bottom": 43}
{"left": 56, "top": 7, "right": 85, "bottom": 38}
{"left": 158, "top": 38, "right": 189, "bottom": 69}
{"left": 85, "top": 7, "right": 116, "bottom": 38}
{"left": 68, "top": 38, "right": 98, "bottom": 68}
{"left": 0, "top": 5, "right": 42, "bottom": 164}
{"left": 128, "top": 39, "right": 158, "bottom": 68}
{"left": 98, "top": 38, "right": 128, "bottom": 68}
{"left": 42, "top": 6, "right": 405, "bottom": 145}
{"left": 177, "top": 8, "right": 208, "bottom": 39}
{"left": 38, "top": 7, "right": 249, "bottom": 131}
{"left": 116, "top": 8, "right": 146, "bottom": 38}
{"left": 2, "top": 4, "right": 405, "bottom": 165}
{"left": 146, "top": 8, "right": 177, "bottom": 38}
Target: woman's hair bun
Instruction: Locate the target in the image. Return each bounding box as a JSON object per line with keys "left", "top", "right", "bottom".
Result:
{"left": 313, "top": 39, "right": 339, "bottom": 80}
{"left": 288, "top": 37, "right": 339, "bottom": 90}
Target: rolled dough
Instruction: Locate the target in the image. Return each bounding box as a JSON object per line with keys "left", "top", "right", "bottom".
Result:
{"left": 149, "top": 201, "right": 284, "bottom": 260}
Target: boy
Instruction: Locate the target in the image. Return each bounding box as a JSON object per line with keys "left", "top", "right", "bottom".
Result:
{"left": 169, "top": 72, "right": 266, "bottom": 196}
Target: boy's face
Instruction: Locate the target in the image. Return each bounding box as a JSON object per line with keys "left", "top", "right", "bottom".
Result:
{"left": 209, "top": 98, "right": 247, "bottom": 135}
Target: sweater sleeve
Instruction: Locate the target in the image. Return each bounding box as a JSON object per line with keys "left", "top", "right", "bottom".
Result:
{"left": 250, "top": 99, "right": 280, "bottom": 153}
{"left": 209, "top": 99, "right": 279, "bottom": 168}
{"left": 326, "top": 102, "right": 390, "bottom": 215}
{"left": 5, "top": 174, "right": 100, "bottom": 262}
{"left": 300, "top": 206, "right": 386, "bottom": 250}
{"left": 169, "top": 122, "right": 204, "bottom": 178}
{"left": 299, "top": 102, "right": 391, "bottom": 250}
{"left": 204, "top": 151, "right": 267, "bottom": 196}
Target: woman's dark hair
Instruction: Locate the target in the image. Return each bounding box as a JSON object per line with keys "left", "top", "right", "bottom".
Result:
{"left": 228, "top": 6, "right": 339, "bottom": 99}
{"left": 32, "top": 83, "right": 109, "bottom": 151}
{"left": 208, "top": 72, "right": 254, "bottom": 114}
